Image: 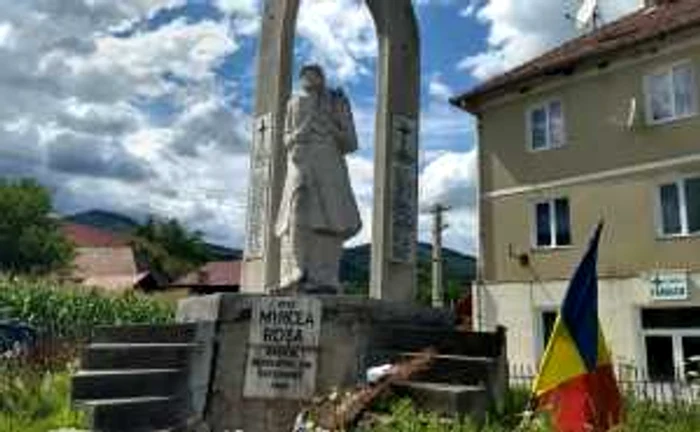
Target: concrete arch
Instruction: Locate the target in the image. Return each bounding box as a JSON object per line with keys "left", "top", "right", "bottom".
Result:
{"left": 242, "top": 0, "right": 420, "bottom": 303}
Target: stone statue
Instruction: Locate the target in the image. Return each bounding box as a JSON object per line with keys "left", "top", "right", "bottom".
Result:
{"left": 275, "top": 64, "right": 362, "bottom": 293}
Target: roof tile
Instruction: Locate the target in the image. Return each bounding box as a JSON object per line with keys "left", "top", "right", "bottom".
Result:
{"left": 452, "top": 0, "right": 700, "bottom": 112}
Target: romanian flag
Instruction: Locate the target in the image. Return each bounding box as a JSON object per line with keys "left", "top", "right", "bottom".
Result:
{"left": 532, "top": 223, "right": 622, "bottom": 432}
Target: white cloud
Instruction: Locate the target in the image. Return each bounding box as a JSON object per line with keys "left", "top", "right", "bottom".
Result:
{"left": 459, "top": 1, "right": 479, "bottom": 18}
{"left": 459, "top": 0, "right": 641, "bottom": 80}
{"left": 296, "top": 0, "right": 377, "bottom": 82}
{"left": 428, "top": 73, "right": 454, "bottom": 101}
{"left": 419, "top": 150, "right": 477, "bottom": 213}
{"left": 0, "top": 1, "right": 254, "bottom": 247}
{"left": 63, "top": 19, "right": 237, "bottom": 98}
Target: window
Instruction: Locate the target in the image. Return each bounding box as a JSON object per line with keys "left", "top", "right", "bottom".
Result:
{"left": 642, "top": 308, "right": 700, "bottom": 382}
{"left": 658, "top": 177, "right": 700, "bottom": 237}
{"left": 541, "top": 310, "right": 558, "bottom": 350}
{"left": 645, "top": 62, "right": 697, "bottom": 124}
{"left": 528, "top": 100, "right": 565, "bottom": 150}
{"left": 534, "top": 198, "right": 572, "bottom": 248}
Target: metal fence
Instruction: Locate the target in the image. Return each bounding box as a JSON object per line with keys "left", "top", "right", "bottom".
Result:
{"left": 509, "top": 363, "right": 700, "bottom": 404}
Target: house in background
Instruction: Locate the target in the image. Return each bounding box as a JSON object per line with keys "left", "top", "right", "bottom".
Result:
{"left": 168, "top": 261, "right": 241, "bottom": 295}
{"left": 452, "top": 0, "right": 700, "bottom": 380}
{"left": 60, "top": 222, "right": 140, "bottom": 291}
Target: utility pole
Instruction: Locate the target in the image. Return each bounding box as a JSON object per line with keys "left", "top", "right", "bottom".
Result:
{"left": 431, "top": 204, "right": 450, "bottom": 308}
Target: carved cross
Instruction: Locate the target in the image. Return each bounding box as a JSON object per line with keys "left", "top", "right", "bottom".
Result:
{"left": 396, "top": 122, "right": 414, "bottom": 164}
{"left": 254, "top": 119, "right": 269, "bottom": 166}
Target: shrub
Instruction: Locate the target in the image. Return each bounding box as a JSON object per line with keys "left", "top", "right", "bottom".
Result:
{"left": 0, "top": 278, "right": 175, "bottom": 339}
{"left": 0, "top": 368, "right": 86, "bottom": 432}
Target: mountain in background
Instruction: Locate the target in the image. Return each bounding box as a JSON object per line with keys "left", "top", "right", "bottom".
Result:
{"left": 340, "top": 243, "right": 476, "bottom": 288}
{"left": 64, "top": 210, "right": 241, "bottom": 260}
{"left": 66, "top": 210, "right": 141, "bottom": 233}
{"left": 65, "top": 210, "right": 476, "bottom": 287}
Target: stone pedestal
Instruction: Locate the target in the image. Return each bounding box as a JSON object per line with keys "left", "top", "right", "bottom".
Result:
{"left": 177, "top": 294, "right": 455, "bottom": 432}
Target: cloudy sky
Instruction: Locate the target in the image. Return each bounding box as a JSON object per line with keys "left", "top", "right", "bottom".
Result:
{"left": 0, "top": 0, "right": 641, "bottom": 254}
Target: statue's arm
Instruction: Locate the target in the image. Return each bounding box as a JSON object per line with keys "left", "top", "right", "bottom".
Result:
{"left": 336, "top": 94, "right": 358, "bottom": 154}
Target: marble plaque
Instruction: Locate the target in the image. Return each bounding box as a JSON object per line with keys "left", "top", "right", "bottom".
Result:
{"left": 390, "top": 115, "right": 418, "bottom": 263}
{"left": 244, "top": 114, "right": 274, "bottom": 258}
{"left": 243, "top": 297, "right": 322, "bottom": 400}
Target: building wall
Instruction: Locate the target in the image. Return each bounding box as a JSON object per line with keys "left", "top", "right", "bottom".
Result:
{"left": 481, "top": 162, "right": 700, "bottom": 282}
{"left": 478, "top": 38, "right": 700, "bottom": 282}
{"left": 475, "top": 272, "right": 700, "bottom": 368}
{"left": 479, "top": 39, "right": 700, "bottom": 193}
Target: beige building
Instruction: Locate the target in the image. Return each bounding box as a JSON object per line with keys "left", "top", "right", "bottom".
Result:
{"left": 452, "top": 0, "right": 700, "bottom": 380}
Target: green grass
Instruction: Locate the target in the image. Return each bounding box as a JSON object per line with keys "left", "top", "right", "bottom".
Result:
{"left": 0, "top": 366, "right": 87, "bottom": 432}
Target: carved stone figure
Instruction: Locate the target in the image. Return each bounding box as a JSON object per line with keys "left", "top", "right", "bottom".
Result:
{"left": 275, "top": 65, "right": 362, "bottom": 293}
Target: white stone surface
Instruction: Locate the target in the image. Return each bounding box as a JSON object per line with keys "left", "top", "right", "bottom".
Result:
{"left": 243, "top": 297, "right": 322, "bottom": 400}
{"left": 275, "top": 75, "right": 361, "bottom": 291}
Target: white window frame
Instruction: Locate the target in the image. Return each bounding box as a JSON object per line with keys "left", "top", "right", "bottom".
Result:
{"left": 644, "top": 60, "right": 698, "bottom": 126}
{"left": 532, "top": 198, "right": 572, "bottom": 249}
{"left": 642, "top": 328, "right": 700, "bottom": 382}
{"left": 656, "top": 175, "right": 700, "bottom": 238}
{"left": 526, "top": 99, "right": 566, "bottom": 152}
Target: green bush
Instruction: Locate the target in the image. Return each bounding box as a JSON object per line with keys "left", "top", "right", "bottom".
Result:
{"left": 0, "top": 368, "right": 87, "bottom": 432}
{"left": 0, "top": 277, "right": 175, "bottom": 339}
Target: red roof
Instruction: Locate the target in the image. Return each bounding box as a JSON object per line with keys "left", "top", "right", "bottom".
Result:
{"left": 61, "top": 222, "right": 131, "bottom": 248}
{"left": 452, "top": 0, "right": 700, "bottom": 112}
{"left": 173, "top": 261, "right": 242, "bottom": 287}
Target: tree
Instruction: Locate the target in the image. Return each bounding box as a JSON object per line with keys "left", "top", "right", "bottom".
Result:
{"left": 0, "top": 179, "right": 74, "bottom": 275}
{"left": 132, "top": 216, "right": 211, "bottom": 281}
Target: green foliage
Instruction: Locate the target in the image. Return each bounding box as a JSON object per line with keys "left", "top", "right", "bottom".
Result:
{"left": 0, "top": 278, "right": 174, "bottom": 339}
{"left": 0, "top": 179, "right": 75, "bottom": 276}
{"left": 359, "top": 395, "right": 700, "bottom": 432}
{"left": 132, "top": 216, "right": 212, "bottom": 281}
{"left": 0, "top": 367, "right": 86, "bottom": 432}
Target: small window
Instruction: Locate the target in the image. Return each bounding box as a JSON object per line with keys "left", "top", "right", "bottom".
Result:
{"left": 645, "top": 62, "right": 697, "bottom": 124}
{"left": 534, "top": 198, "right": 572, "bottom": 248}
{"left": 528, "top": 100, "right": 565, "bottom": 151}
{"left": 541, "top": 310, "right": 558, "bottom": 349}
{"left": 658, "top": 177, "right": 700, "bottom": 237}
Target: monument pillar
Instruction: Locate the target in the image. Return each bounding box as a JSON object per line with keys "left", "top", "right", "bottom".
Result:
{"left": 242, "top": 0, "right": 420, "bottom": 302}
{"left": 242, "top": 0, "right": 300, "bottom": 293}
{"left": 366, "top": 0, "right": 420, "bottom": 302}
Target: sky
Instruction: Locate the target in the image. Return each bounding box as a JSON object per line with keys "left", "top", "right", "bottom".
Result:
{"left": 0, "top": 0, "right": 641, "bottom": 254}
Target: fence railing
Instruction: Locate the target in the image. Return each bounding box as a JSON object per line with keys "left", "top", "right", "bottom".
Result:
{"left": 509, "top": 363, "right": 700, "bottom": 404}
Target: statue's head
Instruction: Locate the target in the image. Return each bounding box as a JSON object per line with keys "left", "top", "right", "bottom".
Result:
{"left": 299, "top": 64, "right": 325, "bottom": 93}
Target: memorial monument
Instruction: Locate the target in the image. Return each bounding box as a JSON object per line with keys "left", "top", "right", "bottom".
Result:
{"left": 241, "top": 0, "right": 421, "bottom": 302}
{"left": 69, "top": 2, "right": 508, "bottom": 431}
{"left": 276, "top": 64, "right": 362, "bottom": 294}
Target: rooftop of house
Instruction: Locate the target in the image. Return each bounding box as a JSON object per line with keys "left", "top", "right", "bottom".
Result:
{"left": 172, "top": 260, "right": 242, "bottom": 287}
{"left": 451, "top": 0, "right": 700, "bottom": 113}
{"left": 61, "top": 222, "right": 131, "bottom": 248}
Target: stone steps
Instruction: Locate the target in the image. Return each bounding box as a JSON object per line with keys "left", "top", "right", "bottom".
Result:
{"left": 401, "top": 354, "right": 496, "bottom": 386}
{"left": 81, "top": 343, "right": 199, "bottom": 370}
{"left": 78, "top": 396, "right": 190, "bottom": 432}
{"left": 72, "top": 323, "right": 204, "bottom": 432}
{"left": 370, "top": 325, "right": 504, "bottom": 358}
{"left": 391, "top": 381, "right": 490, "bottom": 421}
{"left": 371, "top": 326, "right": 507, "bottom": 421}
{"left": 73, "top": 368, "right": 187, "bottom": 400}
{"left": 92, "top": 324, "right": 199, "bottom": 344}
